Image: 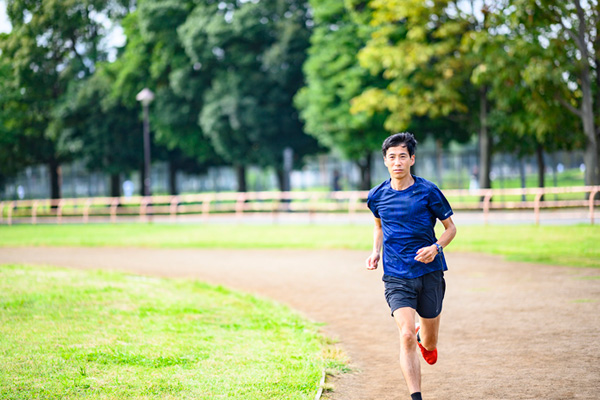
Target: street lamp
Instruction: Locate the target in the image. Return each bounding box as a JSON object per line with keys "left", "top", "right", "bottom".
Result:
{"left": 136, "top": 88, "right": 155, "bottom": 197}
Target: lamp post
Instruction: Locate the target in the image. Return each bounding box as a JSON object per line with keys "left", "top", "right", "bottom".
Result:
{"left": 136, "top": 88, "right": 155, "bottom": 197}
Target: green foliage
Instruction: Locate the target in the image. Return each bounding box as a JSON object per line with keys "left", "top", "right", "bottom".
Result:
{"left": 0, "top": 0, "right": 130, "bottom": 197}
{"left": 57, "top": 64, "right": 143, "bottom": 177}
{"left": 176, "top": 0, "right": 320, "bottom": 182}
{"left": 295, "top": 0, "right": 387, "bottom": 189}
{"left": 0, "top": 265, "right": 338, "bottom": 399}
{"left": 468, "top": 2, "right": 583, "bottom": 156}
{"left": 347, "top": 0, "right": 593, "bottom": 185}
{"left": 135, "top": 0, "right": 217, "bottom": 164}
{"left": 498, "top": 0, "right": 600, "bottom": 184}
{"left": 2, "top": 0, "right": 599, "bottom": 196}
{"left": 351, "top": 0, "right": 474, "bottom": 137}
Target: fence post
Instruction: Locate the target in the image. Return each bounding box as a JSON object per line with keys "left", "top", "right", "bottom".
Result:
{"left": 110, "top": 198, "right": 119, "bottom": 224}
{"left": 348, "top": 192, "right": 359, "bottom": 217}
{"left": 0, "top": 202, "right": 4, "bottom": 224}
{"left": 533, "top": 190, "right": 544, "bottom": 225}
{"left": 202, "top": 194, "right": 212, "bottom": 221}
{"left": 271, "top": 192, "right": 281, "bottom": 223}
{"left": 57, "top": 199, "right": 64, "bottom": 224}
{"left": 7, "top": 201, "right": 13, "bottom": 226}
{"left": 482, "top": 190, "right": 493, "bottom": 225}
{"left": 140, "top": 197, "right": 148, "bottom": 222}
{"left": 32, "top": 200, "right": 38, "bottom": 225}
{"left": 82, "top": 199, "right": 91, "bottom": 224}
{"left": 235, "top": 192, "right": 247, "bottom": 221}
{"left": 170, "top": 196, "right": 179, "bottom": 222}
{"left": 590, "top": 187, "right": 599, "bottom": 225}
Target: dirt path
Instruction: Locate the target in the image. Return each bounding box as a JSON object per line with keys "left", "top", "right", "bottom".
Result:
{"left": 1, "top": 247, "right": 598, "bottom": 399}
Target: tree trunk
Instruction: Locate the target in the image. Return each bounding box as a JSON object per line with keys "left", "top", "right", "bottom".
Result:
{"left": 581, "top": 65, "right": 600, "bottom": 186}
{"left": 110, "top": 174, "right": 121, "bottom": 197}
{"left": 140, "top": 164, "right": 147, "bottom": 196}
{"left": 357, "top": 153, "right": 372, "bottom": 191}
{"left": 235, "top": 165, "right": 247, "bottom": 192}
{"left": 49, "top": 159, "right": 62, "bottom": 200}
{"left": 168, "top": 161, "right": 178, "bottom": 195}
{"left": 536, "top": 144, "right": 545, "bottom": 188}
{"left": 478, "top": 86, "right": 492, "bottom": 189}
{"left": 276, "top": 168, "right": 286, "bottom": 192}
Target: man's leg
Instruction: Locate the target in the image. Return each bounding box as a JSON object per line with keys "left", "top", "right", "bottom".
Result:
{"left": 418, "top": 314, "right": 441, "bottom": 351}
{"left": 393, "top": 307, "right": 421, "bottom": 395}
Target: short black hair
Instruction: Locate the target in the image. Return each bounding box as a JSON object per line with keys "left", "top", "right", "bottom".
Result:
{"left": 381, "top": 132, "right": 418, "bottom": 157}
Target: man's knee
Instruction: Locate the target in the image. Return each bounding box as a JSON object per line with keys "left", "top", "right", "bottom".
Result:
{"left": 399, "top": 328, "right": 418, "bottom": 350}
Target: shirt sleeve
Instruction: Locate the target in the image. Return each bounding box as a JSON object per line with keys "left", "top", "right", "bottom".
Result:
{"left": 367, "top": 193, "right": 380, "bottom": 219}
{"left": 427, "top": 185, "right": 453, "bottom": 221}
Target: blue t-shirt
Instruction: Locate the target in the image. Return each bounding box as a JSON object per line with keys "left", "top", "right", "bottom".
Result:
{"left": 367, "top": 176, "right": 453, "bottom": 279}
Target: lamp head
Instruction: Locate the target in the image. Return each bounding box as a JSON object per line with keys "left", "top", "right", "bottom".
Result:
{"left": 136, "top": 88, "right": 155, "bottom": 106}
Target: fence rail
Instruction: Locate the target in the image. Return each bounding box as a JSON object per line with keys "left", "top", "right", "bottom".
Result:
{"left": 1, "top": 186, "right": 599, "bottom": 225}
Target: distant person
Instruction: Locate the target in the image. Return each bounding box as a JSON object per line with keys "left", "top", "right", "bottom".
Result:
{"left": 365, "top": 132, "right": 457, "bottom": 400}
{"left": 332, "top": 170, "right": 341, "bottom": 192}
{"left": 122, "top": 180, "right": 134, "bottom": 198}
{"left": 469, "top": 165, "right": 479, "bottom": 193}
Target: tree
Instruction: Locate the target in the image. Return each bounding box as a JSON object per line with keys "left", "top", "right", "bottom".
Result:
{"left": 56, "top": 61, "right": 144, "bottom": 197}
{"left": 121, "top": 2, "right": 224, "bottom": 194}
{"left": 503, "top": 0, "right": 600, "bottom": 186}
{"left": 350, "top": 0, "right": 475, "bottom": 184}
{"left": 178, "top": 0, "right": 320, "bottom": 191}
{"left": 0, "top": 0, "right": 128, "bottom": 200}
{"left": 295, "top": 0, "right": 388, "bottom": 190}
{"left": 0, "top": 58, "right": 34, "bottom": 191}
{"left": 469, "top": 3, "right": 583, "bottom": 190}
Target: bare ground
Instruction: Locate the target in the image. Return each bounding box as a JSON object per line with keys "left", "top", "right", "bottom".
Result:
{"left": 0, "top": 247, "right": 598, "bottom": 400}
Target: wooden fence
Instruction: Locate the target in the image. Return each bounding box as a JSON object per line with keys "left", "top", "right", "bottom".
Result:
{"left": 1, "top": 185, "right": 599, "bottom": 225}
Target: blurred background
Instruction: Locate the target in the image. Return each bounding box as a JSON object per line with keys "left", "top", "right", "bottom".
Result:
{"left": 0, "top": 0, "right": 596, "bottom": 201}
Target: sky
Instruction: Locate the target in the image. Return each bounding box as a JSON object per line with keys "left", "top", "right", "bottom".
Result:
{"left": 0, "top": 1, "right": 125, "bottom": 61}
{"left": 0, "top": 1, "right": 11, "bottom": 33}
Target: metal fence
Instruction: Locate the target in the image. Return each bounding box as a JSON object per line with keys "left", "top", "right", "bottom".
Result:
{"left": 1, "top": 186, "right": 598, "bottom": 226}
{"left": 1, "top": 146, "right": 586, "bottom": 200}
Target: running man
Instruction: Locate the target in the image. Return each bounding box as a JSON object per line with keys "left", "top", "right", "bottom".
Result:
{"left": 366, "top": 132, "right": 457, "bottom": 400}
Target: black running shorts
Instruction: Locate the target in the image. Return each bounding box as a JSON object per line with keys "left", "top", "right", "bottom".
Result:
{"left": 383, "top": 270, "right": 446, "bottom": 319}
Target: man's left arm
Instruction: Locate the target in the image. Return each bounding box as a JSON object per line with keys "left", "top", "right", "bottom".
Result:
{"left": 414, "top": 216, "right": 457, "bottom": 264}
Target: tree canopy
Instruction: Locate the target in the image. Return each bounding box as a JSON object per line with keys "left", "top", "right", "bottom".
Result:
{"left": 1, "top": 0, "right": 598, "bottom": 199}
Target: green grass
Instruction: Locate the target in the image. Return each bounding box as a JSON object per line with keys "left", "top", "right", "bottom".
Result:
{"left": 0, "top": 223, "right": 598, "bottom": 268}
{"left": 441, "top": 225, "right": 600, "bottom": 268}
{"left": 0, "top": 264, "right": 344, "bottom": 399}
{"left": 0, "top": 224, "right": 372, "bottom": 249}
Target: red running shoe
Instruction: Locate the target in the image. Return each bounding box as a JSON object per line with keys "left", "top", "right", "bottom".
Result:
{"left": 415, "top": 325, "right": 438, "bottom": 365}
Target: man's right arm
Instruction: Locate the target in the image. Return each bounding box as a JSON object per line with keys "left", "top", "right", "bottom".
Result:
{"left": 366, "top": 218, "right": 383, "bottom": 270}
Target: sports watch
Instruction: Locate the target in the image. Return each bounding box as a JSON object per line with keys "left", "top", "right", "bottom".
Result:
{"left": 434, "top": 243, "right": 443, "bottom": 254}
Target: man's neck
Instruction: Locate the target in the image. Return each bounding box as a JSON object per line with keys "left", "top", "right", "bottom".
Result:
{"left": 390, "top": 175, "right": 414, "bottom": 191}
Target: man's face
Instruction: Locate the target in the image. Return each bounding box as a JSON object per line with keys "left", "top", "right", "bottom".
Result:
{"left": 384, "top": 145, "right": 415, "bottom": 180}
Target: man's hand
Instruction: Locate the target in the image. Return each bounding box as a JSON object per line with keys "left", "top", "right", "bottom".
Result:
{"left": 414, "top": 245, "right": 438, "bottom": 264}
{"left": 366, "top": 252, "right": 380, "bottom": 270}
